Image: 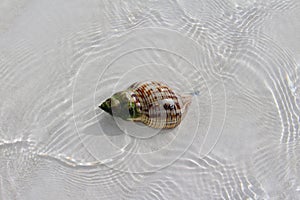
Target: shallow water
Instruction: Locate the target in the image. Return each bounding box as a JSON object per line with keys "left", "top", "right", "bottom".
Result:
{"left": 0, "top": 0, "right": 300, "bottom": 199}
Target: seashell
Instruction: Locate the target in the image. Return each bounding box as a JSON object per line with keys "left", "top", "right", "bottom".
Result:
{"left": 99, "top": 81, "right": 192, "bottom": 129}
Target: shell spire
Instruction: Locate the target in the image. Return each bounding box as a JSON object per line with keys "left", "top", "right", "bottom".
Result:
{"left": 99, "top": 81, "right": 192, "bottom": 129}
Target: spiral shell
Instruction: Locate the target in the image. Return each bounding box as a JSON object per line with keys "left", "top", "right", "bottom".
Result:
{"left": 100, "top": 81, "right": 192, "bottom": 129}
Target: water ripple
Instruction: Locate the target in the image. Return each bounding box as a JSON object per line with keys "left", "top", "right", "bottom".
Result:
{"left": 0, "top": 0, "right": 300, "bottom": 199}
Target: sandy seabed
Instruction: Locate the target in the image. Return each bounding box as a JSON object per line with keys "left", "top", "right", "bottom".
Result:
{"left": 0, "top": 0, "right": 300, "bottom": 199}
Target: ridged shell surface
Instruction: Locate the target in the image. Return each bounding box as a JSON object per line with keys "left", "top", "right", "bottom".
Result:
{"left": 129, "top": 81, "right": 191, "bottom": 129}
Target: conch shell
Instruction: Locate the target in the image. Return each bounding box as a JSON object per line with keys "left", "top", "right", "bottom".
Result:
{"left": 99, "top": 81, "right": 192, "bottom": 129}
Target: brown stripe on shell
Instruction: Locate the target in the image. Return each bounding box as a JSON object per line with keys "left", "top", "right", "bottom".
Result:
{"left": 129, "top": 81, "right": 185, "bottom": 129}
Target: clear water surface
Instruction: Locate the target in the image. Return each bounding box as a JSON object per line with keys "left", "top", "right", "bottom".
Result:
{"left": 0, "top": 0, "right": 300, "bottom": 199}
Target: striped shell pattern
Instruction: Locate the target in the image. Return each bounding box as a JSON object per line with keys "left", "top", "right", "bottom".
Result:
{"left": 100, "top": 81, "right": 192, "bottom": 129}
